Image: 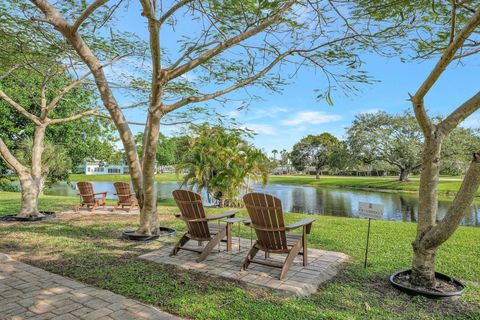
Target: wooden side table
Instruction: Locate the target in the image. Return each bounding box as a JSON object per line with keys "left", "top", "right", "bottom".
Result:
{"left": 222, "top": 217, "right": 246, "bottom": 252}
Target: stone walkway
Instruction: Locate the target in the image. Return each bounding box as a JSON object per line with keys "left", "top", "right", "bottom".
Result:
{"left": 140, "top": 237, "right": 350, "bottom": 297}
{"left": 0, "top": 253, "right": 180, "bottom": 320}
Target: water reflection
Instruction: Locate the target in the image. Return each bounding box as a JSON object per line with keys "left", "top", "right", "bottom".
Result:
{"left": 43, "top": 181, "right": 479, "bottom": 227}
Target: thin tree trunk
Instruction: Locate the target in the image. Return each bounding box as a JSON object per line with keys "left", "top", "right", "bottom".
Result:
{"left": 137, "top": 111, "right": 162, "bottom": 235}
{"left": 411, "top": 136, "right": 443, "bottom": 287}
{"left": 315, "top": 169, "right": 320, "bottom": 179}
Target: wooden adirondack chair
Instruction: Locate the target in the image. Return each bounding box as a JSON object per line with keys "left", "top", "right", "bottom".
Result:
{"left": 113, "top": 182, "right": 138, "bottom": 212}
{"left": 241, "top": 192, "right": 315, "bottom": 280}
{"left": 171, "top": 189, "right": 238, "bottom": 262}
{"left": 76, "top": 182, "right": 107, "bottom": 213}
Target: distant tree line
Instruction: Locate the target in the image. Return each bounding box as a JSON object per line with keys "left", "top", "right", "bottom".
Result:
{"left": 284, "top": 110, "right": 480, "bottom": 181}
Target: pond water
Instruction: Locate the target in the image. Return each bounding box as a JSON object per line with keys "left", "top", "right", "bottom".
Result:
{"left": 43, "top": 181, "right": 480, "bottom": 227}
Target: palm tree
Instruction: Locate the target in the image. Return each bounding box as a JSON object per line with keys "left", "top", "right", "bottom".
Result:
{"left": 177, "top": 124, "right": 268, "bottom": 207}
{"left": 272, "top": 149, "right": 279, "bottom": 163}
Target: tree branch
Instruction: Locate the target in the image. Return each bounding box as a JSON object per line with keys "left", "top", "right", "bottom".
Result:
{"left": 453, "top": 46, "right": 480, "bottom": 59}
{"left": 140, "top": 0, "right": 165, "bottom": 112}
{"left": 410, "top": 9, "right": 480, "bottom": 136}
{"left": 47, "top": 57, "right": 124, "bottom": 112}
{"left": 0, "top": 136, "right": 28, "bottom": 173}
{"left": 163, "top": 50, "right": 292, "bottom": 113}
{"left": 450, "top": 0, "right": 457, "bottom": 44}
{"left": 0, "top": 89, "right": 42, "bottom": 125}
{"left": 422, "top": 151, "right": 480, "bottom": 249}
{"left": 158, "top": 0, "right": 193, "bottom": 26}
{"left": 0, "top": 64, "right": 23, "bottom": 81}
{"left": 438, "top": 91, "right": 480, "bottom": 135}
{"left": 167, "top": 0, "right": 296, "bottom": 81}
{"left": 48, "top": 109, "right": 97, "bottom": 124}
{"left": 72, "top": 0, "right": 110, "bottom": 32}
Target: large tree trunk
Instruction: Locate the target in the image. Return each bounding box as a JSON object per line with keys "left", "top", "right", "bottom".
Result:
{"left": 315, "top": 169, "right": 320, "bottom": 179}
{"left": 17, "top": 173, "right": 42, "bottom": 218}
{"left": 411, "top": 135, "right": 443, "bottom": 287}
{"left": 17, "top": 125, "right": 47, "bottom": 218}
{"left": 399, "top": 167, "right": 411, "bottom": 182}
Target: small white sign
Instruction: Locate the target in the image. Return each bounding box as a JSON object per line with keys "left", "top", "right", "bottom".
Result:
{"left": 358, "top": 202, "right": 384, "bottom": 220}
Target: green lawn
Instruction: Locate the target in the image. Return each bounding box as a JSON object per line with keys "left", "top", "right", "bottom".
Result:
{"left": 0, "top": 191, "right": 478, "bottom": 319}
{"left": 269, "top": 175, "right": 470, "bottom": 197}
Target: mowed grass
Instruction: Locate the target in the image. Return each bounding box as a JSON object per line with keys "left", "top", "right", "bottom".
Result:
{"left": 0, "top": 191, "right": 479, "bottom": 319}
{"left": 269, "top": 175, "right": 469, "bottom": 197}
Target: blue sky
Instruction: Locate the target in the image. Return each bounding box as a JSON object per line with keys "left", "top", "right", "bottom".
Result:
{"left": 109, "top": 3, "right": 480, "bottom": 156}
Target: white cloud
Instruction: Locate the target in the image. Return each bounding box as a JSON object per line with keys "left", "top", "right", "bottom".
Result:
{"left": 254, "top": 106, "right": 289, "bottom": 118}
{"left": 282, "top": 111, "right": 341, "bottom": 126}
{"left": 242, "top": 124, "right": 276, "bottom": 135}
{"left": 228, "top": 106, "right": 288, "bottom": 121}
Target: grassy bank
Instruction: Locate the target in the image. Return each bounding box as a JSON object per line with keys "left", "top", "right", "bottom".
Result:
{"left": 269, "top": 175, "right": 470, "bottom": 197}
{"left": 67, "top": 173, "right": 470, "bottom": 197}
{"left": 0, "top": 191, "right": 478, "bottom": 319}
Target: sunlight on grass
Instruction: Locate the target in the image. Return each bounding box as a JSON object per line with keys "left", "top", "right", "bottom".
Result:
{"left": 0, "top": 191, "right": 478, "bottom": 320}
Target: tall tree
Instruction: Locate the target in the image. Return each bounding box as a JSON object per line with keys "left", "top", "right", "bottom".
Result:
{"left": 272, "top": 149, "right": 278, "bottom": 163}
{"left": 28, "top": 0, "right": 404, "bottom": 235}
{"left": 346, "top": 111, "right": 423, "bottom": 181}
{"left": 362, "top": 0, "right": 480, "bottom": 288}
{"left": 290, "top": 133, "right": 341, "bottom": 178}
{"left": 0, "top": 13, "right": 113, "bottom": 217}
{"left": 408, "top": 5, "right": 480, "bottom": 288}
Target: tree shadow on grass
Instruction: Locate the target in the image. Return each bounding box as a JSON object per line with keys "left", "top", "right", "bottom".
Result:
{"left": 2, "top": 236, "right": 479, "bottom": 320}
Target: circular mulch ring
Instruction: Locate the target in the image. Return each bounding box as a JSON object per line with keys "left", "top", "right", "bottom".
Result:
{"left": 390, "top": 269, "right": 465, "bottom": 300}
{"left": 0, "top": 211, "right": 56, "bottom": 222}
{"left": 122, "top": 227, "right": 176, "bottom": 242}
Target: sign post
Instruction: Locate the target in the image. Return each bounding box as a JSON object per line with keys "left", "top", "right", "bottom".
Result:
{"left": 358, "top": 202, "right": 384, "bottom": 269}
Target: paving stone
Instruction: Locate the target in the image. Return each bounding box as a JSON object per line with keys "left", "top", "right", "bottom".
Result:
{"left": 81, "top": 307, "right": 113, "bottom": 319}
{"left": 139, "top": 236, "right": 350, "bottom": 297}
{"left": 0, "top": 253, "right": 181, "bottom": 319}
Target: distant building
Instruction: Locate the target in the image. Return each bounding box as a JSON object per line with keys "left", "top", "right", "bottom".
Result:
{"left": 77, "top": 160, "right": 130, "bottom": 175}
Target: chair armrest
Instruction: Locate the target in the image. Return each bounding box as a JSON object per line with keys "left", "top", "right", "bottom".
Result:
{"left": 174, "top": 214, "right": 207, "bottom": 223}
{"left": 206, "top": 210, "right": 238, "bottom": 221}
{"left": 286, "top": 218, "right": 315, "bottom": 234}
{"left": 94, "top": 192, "right": 107, "bottom": 195}
{"left": 243, "top": 218, "right": 252, "bottom": 226}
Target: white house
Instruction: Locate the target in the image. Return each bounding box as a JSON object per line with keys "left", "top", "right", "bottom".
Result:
{"left": 78, "top": 160, "right": 130, "bottom": 175}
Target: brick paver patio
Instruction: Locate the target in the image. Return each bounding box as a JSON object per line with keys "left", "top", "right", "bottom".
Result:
{"left": 63, "top": 207, "right": 139, "bottom": 215}
{"left": 140, "top": 237, "right": 350, "bottom": 297}
{"left": 0, "top": 253, "right": 180, "bottom": 320}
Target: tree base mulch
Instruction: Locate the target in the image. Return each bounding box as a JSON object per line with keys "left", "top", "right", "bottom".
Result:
{"left": 122, "top": 227, "right": 176, "bottom": 242}
{"left": 0, "top": 211, "right": 56, "bottom": 222}
{"left": 390, "top": 269, "right": 465, "bottom": 300}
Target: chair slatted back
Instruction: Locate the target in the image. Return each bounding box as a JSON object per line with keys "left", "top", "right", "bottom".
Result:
{"left": 172, "top": 190, "right": 210, "bottom": 239}
{"left": 243, "top": 192, "right": 287, "bottom": 251}
{"left": 114, "top": 182, "right": 133, "bottom": 204}
{"left": 77, "top": 182, "right": 95, "bottom": 205}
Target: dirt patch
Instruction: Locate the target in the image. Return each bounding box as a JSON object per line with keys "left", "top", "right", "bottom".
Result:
{"left": 329, "top": 273, "right": 477, "bottom": 317}
{"left": 394, "top": 271, "right": 463, "bottom": 294}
